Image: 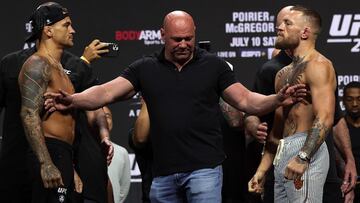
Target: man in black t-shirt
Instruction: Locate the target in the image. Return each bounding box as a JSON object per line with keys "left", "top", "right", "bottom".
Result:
{"left": 46, "top": 10, "right": 306, "bottom": 202}
{"left": 343, "top": 81, "right": 360, "bottom": 202}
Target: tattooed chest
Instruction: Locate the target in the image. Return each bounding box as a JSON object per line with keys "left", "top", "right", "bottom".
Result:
{"left": 277, "top": 59, "right": 308, "bottom": 89}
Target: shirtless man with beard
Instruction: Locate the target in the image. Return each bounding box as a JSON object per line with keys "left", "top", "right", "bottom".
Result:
{"left": 249, "top": 5, "right": 337, "bottom": 203}
{"left": 18, "top": 2, "right": 76, "bottom": 202}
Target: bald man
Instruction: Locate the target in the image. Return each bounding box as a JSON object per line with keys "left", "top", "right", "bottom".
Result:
{"left": 45, "top": 10, "right": 306, "bottom": 202}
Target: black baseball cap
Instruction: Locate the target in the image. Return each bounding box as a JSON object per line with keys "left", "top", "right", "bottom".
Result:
{"left": 25, "top": 2, "right": 69, "bottom": 42}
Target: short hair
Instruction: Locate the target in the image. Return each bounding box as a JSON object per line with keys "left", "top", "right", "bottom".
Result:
{"left": 344, "top": 81, "right": 360, "bottom": 96}
{"left": 291, "top": 5, "right": 322, "bottom": 35}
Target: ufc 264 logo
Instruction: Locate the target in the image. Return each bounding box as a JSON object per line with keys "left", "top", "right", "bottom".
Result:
{"left": 328, "top": 14, "right": 360, "bottom": 52}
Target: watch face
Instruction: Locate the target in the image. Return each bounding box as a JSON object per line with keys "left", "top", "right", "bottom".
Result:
{"left": 298, "top": 151, "right": 309, "bottom": 161}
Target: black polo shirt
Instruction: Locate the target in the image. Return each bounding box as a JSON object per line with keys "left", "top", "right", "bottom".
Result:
{"left": 122, "top": 48, "right": 237, "bottom": 176}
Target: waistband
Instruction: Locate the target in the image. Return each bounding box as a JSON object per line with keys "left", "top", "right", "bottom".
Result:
{"left": 45, "top": 137, "right": 73, "bottom": 153}
{"left": 283, "top": 131, "right": 307, "bottom": 142}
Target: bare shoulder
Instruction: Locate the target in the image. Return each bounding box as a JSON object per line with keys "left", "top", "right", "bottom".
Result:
{"left": 20, "top": 54, "right": 52, "bottom": 82}
{"left": 306, "top": 52, "right": 336, "bottom": 86}
{"left": 306, "top": 53, "right": 335, "bottom": 78}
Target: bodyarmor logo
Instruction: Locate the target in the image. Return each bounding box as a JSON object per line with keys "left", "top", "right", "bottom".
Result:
{"left": 115, "top": 30, "right": 164, "bottom": 46}
{"left": 327, "top": 14, "right": 360, "bottom": 52}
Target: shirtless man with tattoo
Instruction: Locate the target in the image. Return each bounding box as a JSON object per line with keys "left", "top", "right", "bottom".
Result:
{"left": 248, "top": 5, "right": 336, "bottom": 202}
{"left": 18, "top": 3, "right": 76, "bottom": 202}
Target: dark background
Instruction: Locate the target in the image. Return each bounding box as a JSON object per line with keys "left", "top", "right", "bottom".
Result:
{"left": 0, "top": 1, "right": 359, "bottom": 202}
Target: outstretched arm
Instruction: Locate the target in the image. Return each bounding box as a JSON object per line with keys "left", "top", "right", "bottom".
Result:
{"left": 222, "top": 82, "right": 306, "bottom": 116}
{"left": 19, "top": 56, "right": 63, "bottom": 188}
{"left": 45, "top": 76, "right": 136, "bottom": 111}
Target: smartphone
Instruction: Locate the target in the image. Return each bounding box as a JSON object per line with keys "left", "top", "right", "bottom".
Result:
{"left": 101, "top": 42, "right": 119, "bottom": 57}
{"left": 198, "top": 41, "right": 211, "bottom": 52}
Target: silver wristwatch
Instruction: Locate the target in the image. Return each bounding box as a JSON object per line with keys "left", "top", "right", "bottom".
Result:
{"left": 297, "top": 151, "right": 310, "bottom": 162}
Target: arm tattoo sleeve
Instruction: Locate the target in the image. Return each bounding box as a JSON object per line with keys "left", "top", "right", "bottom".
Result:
{"left": 301, "top": 117, "right": 330, "bottom": 158}
{"left": 19, "top": 57, "right": 52, "bottom": 164}
{"left": 219, "top": 97, "right": 244, "bottom": 128}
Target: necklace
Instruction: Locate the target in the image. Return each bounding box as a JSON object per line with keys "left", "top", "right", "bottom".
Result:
{"left": 44, "top": 47, "right": 64, "bottom": 73}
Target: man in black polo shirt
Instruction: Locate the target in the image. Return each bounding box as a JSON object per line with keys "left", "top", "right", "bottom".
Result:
{"left": 45, "top": 10, "right": 306, "bottom": 202}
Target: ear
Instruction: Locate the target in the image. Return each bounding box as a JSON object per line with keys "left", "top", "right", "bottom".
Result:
{"left": 43, "top": 26, "right": 53, "bottom": 38}
{"left": 301, "top": 27, "right": 310, "bottom": 40}
{"left": 160, "top": 28, "right": 165, "bottom": 41}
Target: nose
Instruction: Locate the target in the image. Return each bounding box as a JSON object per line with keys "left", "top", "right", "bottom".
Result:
{"left": 352, "top": 99, "right": 359, "bottom": 107}
{"left": 69, "top": 25, "right": 76, "bottom": 34}
{"left": 276, "top": 22, "right": 285, "bottom": 32}
{"left": 178, "top": 39, "right": 187, "bottom": 48}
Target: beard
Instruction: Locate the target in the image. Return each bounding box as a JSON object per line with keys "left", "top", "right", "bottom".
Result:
{"left": 347, "top": 110, "right": 360, "bottom": 121}
{"left": 275, "top": 36, "right": 298, "bottom": 50}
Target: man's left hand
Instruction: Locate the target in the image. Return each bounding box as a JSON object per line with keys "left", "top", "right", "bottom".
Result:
{"left": 285, "top": 156, "right": 308, "bottom": 180}
{"left": 341, "top": 160, "right": 357, "bottom": 194}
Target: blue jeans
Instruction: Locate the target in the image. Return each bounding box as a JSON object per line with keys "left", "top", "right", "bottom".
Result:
{"left": 150, "top": 165, "right": 223, "bottom": 203}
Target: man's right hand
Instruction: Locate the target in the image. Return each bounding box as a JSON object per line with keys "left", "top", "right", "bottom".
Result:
{"left": 40, "top": 162, "right": 64, "bottom": 188}
{"left": 44, "top": 89, "right": 74, "bottom": 112}
{"left": 252, "top": 122, "right": 268, "bottom": 144}
{"left": 277, "top": 83, "right": 307, "bottom": 106}
{"left": 81, "top": 39, "right": 109, "bottom": 63}
{"left": 245, "top": 116, "right": 268, "bottom": 144}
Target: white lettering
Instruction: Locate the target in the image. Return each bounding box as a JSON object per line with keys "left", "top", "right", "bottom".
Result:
{"left": 262, "top": 36, "right": 276, "bottom": 46}
{"left": 225, "top": 22, "right": 274, "bottom": 33}
{"left": 351, "top": 38, "right": 360, "bottom": 52}
{"left": 139, "top": 30, "right": 161, "bottom": 40}
{"left": 230, "top": 37, "right": 249, "bottom": 47}
{"left": 329, "top": 14, "right": 352, "bottom": 36}
{"left": 128, "top": 109, "right": 141, "bottom": 117}
{"left": 350, "top": 15, "right": 360, "bottom": 36}
{"left": 129, "top": 153, "right": 142, "bottom": 182}
{"left": 232, "top": 11, "right": 270, "bottom": 22}
{"left": 241, "top": 51, "right": 261, "bottom": 57}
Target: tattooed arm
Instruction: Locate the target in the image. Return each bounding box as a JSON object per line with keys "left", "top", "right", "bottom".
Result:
{"left": 285, "top": 60, "right": 336, "bottom": 180}
{"left": 219, "top": 98, "right": 244, "bottom": 129}
{"left": 18, "top": 55, "right": 63, "bottom": 188}
{"left": 300, "top": 61, "right": 335, "bottom": 158}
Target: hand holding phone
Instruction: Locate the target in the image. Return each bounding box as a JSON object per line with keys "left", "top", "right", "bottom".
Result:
{"left": 100, "top": 42, "right": 120, "bottom": 57}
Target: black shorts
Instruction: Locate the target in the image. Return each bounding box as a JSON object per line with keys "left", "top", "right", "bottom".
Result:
{"left": 28, "top": 137, "right": 74, "bottom": 203}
